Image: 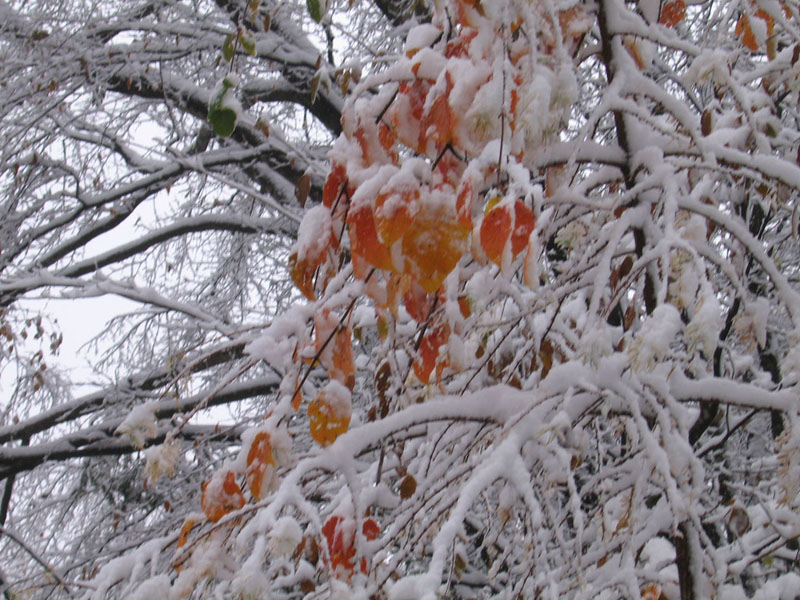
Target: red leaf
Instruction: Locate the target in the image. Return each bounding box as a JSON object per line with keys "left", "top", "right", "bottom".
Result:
{"left": 323, "top": 161, "right": 348, "bottom": 209}
{"left": 659, "top": 0, "right": 686, "bottom": 28}
{"left": 413, "top": 322, "right": 450, "bottom": 384}
{"left": 511, "top": 200, "right": 536, "bottom": 256}
{"left": 322, "top": 516, "right": 380, "bottom": 579}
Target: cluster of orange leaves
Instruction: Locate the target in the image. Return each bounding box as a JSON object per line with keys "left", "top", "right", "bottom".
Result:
{"left": 198, "top": 431, "right": 276, "bottom": 523}
{"left": 287, "top": 0, "right": 582, "bottom": 395}
{"left": 322, "top": 515, "right": 380, "bottom": 579}
{"left": 735, "top": 2, "right": 792, "bottom": 55}
{"left": 200, "top": 470, "right": 245, "bottom": 523}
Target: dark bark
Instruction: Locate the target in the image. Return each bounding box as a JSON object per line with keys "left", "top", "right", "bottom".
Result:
{"left": 674, "top": 522, "right": 696, "bottom": 600}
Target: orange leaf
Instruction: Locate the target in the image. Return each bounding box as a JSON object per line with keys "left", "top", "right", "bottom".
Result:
{"left": 736, "top": 13, "right": 759, "bottom": 51}
{"left": 323, "top": 161, "right": 348, "bottom": 209}
{"left": 511, "top": 200, "right": 535, "bottom": 256}
{"left": 322, "top": 516, "right": 355, "bottom": 575}
{"left": 362, "top": 518, "right": 380, "bottom": 541}
{"left": 402, "top": 278, "right": 438, "bottom": 322}
{"left": 290, "top": 206, "right": 336, "bottom": 301}
{"left": 314, "top": 310, "right": 356, "bottom": 387}
{"left": 623, "top": 36, "right": 647, "bottom": 70}
{"left": 289, "top": 251, "right": 316, "bottom": 301}
{"left": 756, "top": 8, "right": 776, "bottom": 35}
{"left": 308, "top": 383, "right": 351, "bottom": 446}
{"left": 559, "top": 6, "right": 592, "bottom": 43}
{"left": 420, "top": 86, "right": 452, "bottom": 154}
{"left": 641, "top": 583, "right": 663, "bottom": 600}
{"left": 375, "top": 185, "right": 420, "bottom": 245}
{"left": 445, "top": 28, "right": 479, "bottom": 59}
{"left": 378, "top": 121, "right": 395, "bottom": 152}
{"left": 401, "top": 201, "right": 468, "bottom": 293}
{"left": 176, "top": 518, "right": 196, "bottom": 549}
{"left": 291, "top": 386, "right": 302, "bottom": 411}
{"left": 201, "top": 471, "right": 245, "bottom": 523}
{"left": 457, "top": 295, "right": 472, "bottom": 318}
{"left": 352, "top": 118, "right": 394, "bottom": 165}
{"left": 413, "top": 322, "right": 450, "bottom": 384}
{"left": 659, "top": 0, "right": 686, "bottom": 28}
{"left": 455, "top": 174, "right": 477, "bottom": 231}
{"left": 246, "top": 432, "right": 275, "bottom": 500}
{"left": 453, "top": 0, "right": 486, "bottom": 27}
{"left": 346, "top": 203, "right": 394, "bottom": 278}
{"left": 387, "top": 273, "right": 412, "bottom": 318}
{"left": 433, "top": 151, "right": 464, "bottom": 188}
{"left": 389, "top": 79, "right": 430, "bottom": 153}
{"left": 480, "top": 204, "right": 512, "bottom": 266}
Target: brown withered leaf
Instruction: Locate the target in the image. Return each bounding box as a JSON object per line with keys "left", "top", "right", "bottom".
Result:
{"left": 399, "top": 474, "right": 417, "bottom": 499}
{"left": 295, "top": 173, "right": 311, "bottom": 208}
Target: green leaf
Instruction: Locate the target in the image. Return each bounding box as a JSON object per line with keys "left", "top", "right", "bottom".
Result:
{"left": 307, "top": 0, "right": 323, "bottom": 23}
{"left": 208, "top": 107, "right": 237, "bottom": 137}
{"left": 222, "top": 33, "right": 236, "bottom": 62}
{"left": 208, "top": 77, "right": 239, "bottom": 138}
{"left": 240, "top": 29, "right": 256, "bottom": 56}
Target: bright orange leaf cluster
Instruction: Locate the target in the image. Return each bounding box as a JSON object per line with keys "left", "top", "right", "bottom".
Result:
{"left": 322, "top": 515, "right": 380, "bottom": 579}
{"left": 735, "top": 2, "right": 792, "bottom": 56}
{"left": 286, "top": 1, "right": 564, "bottom": 396}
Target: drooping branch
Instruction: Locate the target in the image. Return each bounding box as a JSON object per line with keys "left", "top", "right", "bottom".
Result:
{"left": 0, "top": 376, "right": 278, "bottom": 480}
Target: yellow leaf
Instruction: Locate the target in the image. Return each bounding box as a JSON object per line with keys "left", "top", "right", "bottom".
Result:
{"left": 308, "top": 383, "right": 351, "bottom": 446}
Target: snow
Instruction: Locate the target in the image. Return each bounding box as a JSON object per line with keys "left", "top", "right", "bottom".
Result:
{"left": 411, "top": 47, "right": 447, "bottom": 80}
{"left": 685, "top": 291, "right": 722, "bottom": 356}
{"left": 143, "top": 441, "right": 179, "bottom": 486}
{"left": 245, "top": 304, "right": 315, "bottom": 368}
{"left": 268, "top": 516, "right": 303, "bottom": 557}
{"left": 294, "top": 204, "right": 332, "bottom": 262}
{"left": 753, "top": 573, "right": 800, "bottom": 600}
{"left": 322, "top": 379, "right": 352, "bottom": 420}
{"left": 388, "top": 573, "right": 438, "bottom": 600}
{"left": 404, "top": 24, "right": 442, "bottom": 56}
{"left": 124, "top": 575, "right": 171, "bottom": 600}
{"left": 628, "top": 304, "right": 682, "bottom": 371}
{"left": 230, "top": 568, "right": 270, "bottom": 599}
{"left": 114, "top": 401, "right": 158, "bottom": 449}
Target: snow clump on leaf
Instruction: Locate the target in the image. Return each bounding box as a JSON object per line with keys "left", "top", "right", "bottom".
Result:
{"left": 115, "top": 402, "right": 159, "bottom": 449}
